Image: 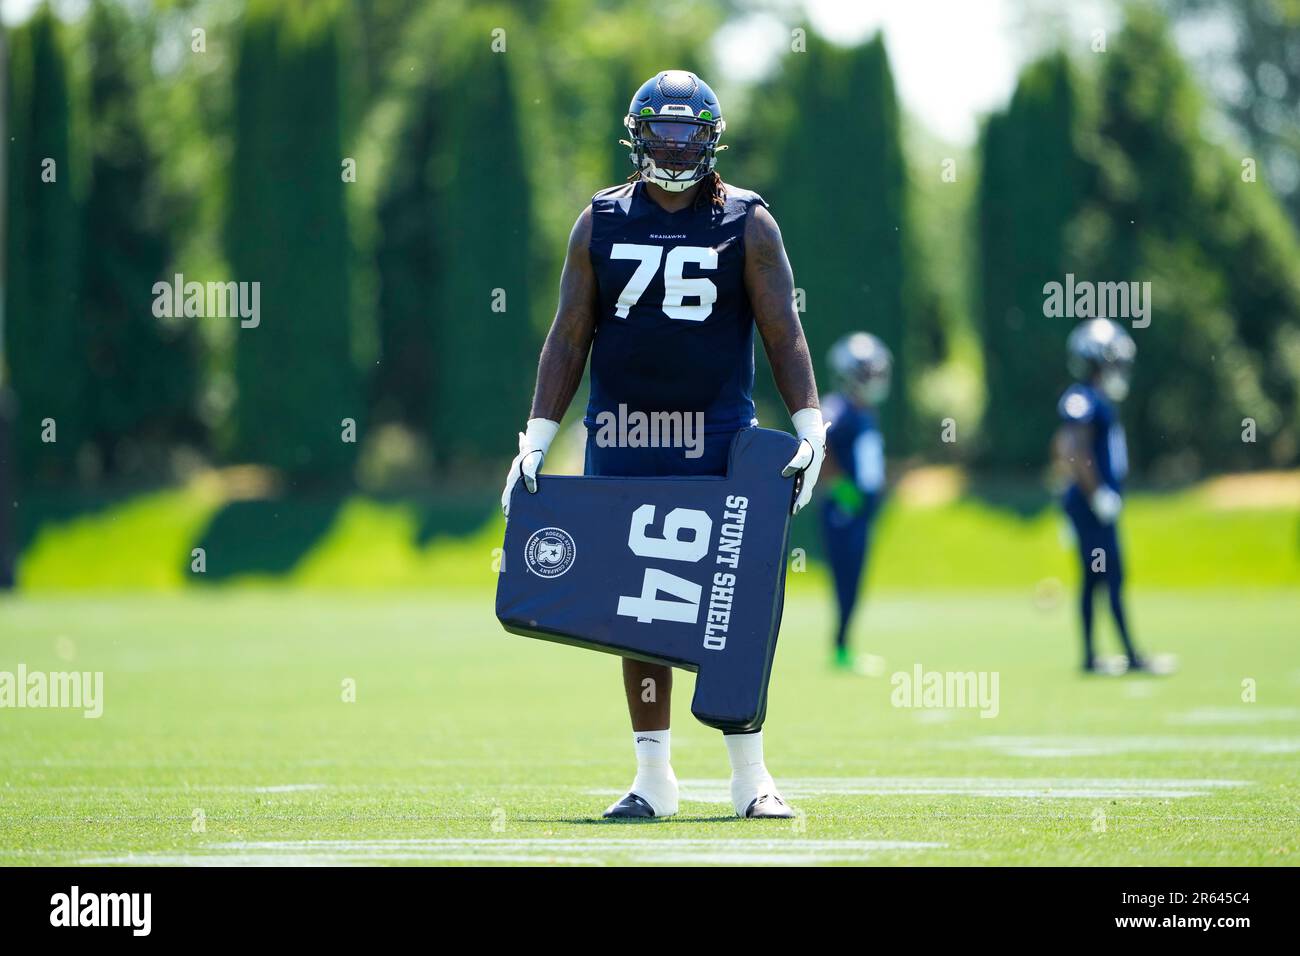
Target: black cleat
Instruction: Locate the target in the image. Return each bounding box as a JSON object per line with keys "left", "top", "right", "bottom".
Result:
{"left": 744, "top": 792, "right": 794, "bottom": 819}
{"left": 1129, "top": 654, "right": 1178, "bottom": 676}
{"left": 602, "top": 792, "right": 658, "bottom": 819}
{"left": 1082, "top": 656, "right": 1128, "bottom": 676}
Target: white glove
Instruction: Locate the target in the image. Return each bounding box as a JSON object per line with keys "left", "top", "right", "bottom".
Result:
{"left": 782, "top": 407, "right": 830, "bottom": 516}
{"left": 501, "top": 418, "right": 559, "bottom": 517}
{"left": 1090, "top": 486, "right": 1123, "bottom": 525}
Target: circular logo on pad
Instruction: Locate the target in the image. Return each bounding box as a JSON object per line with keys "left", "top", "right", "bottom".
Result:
{"left": 524, "top": 527, "right": 576, "bottom": 578}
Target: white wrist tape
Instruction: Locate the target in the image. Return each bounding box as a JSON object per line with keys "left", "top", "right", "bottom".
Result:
{"left": 524, "top": 418, "right": 560, "bottom": 454}
{"left": 1090, "top": 486, "right": 1122, "bottom": 522}
{"left": 791, "top": 407, "right": 825, "bottom": 441}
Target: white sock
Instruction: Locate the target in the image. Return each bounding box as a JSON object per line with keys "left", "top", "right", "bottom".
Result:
{"left": 634, "top": 729, "right": 671, "bottom": 768}
{"left": 725, "top": 730, "right": 776, "bottom": 813}
{"left": 627, "top": 729, "right": 677, "bottom": 815}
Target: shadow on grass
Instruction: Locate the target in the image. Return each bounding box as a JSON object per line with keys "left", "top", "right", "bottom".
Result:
{"left": 190, "top": 492, "right": 503, "bottom": 581}
{"left": 14, "top": 490, "right": 133, "bottom": 556}
{"left": 411, "top": 493, "right": 499, "bottom": 548}
{"left": 962, "top": 475, "right": 1055, "bottom": 519}
{"left": 190, "top": 498, "right": 345, "bottom": 581}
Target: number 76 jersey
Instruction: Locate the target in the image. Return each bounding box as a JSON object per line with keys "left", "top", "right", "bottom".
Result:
{"left": 496, "top": 427, "right": 799, "bottom": 733}
{"left": 584, "top": 180, "right": 768, "bottom": 436}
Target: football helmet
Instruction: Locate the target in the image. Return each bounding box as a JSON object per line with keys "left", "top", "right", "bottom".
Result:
{"left": 622, "top": 70, "right": 726, "bottom": 193}
{"left": 1067, "top": 318, "right": 1136, "bottom": 402}
{"left": 828, "top": 332, "right": 892, "bottom": 407}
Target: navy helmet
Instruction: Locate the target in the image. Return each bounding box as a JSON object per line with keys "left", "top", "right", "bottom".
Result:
{"left": 829, "top": 332, "right": 892, "bottom": 407}
{"left": 621, "top": 70, "right": 726, "bottom": 192}
{"left": 1067, "top": 318, "right": 1136, "bottom": 401}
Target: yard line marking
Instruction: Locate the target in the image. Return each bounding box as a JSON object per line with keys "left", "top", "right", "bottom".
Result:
{"left": 1166, "top": 707, "right": 1300, "bottom": 726}
{"left": 653, "top": 777, "right": 1250, "bottom": 802}
{"left": 972, "top": 735, "right": 1300, "bottom": 756}
{"left": 78, "top": 837, "right": 945, "bottom": 867}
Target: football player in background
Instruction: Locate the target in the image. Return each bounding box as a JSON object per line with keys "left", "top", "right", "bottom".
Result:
{"left": 500, "top": 71, "right": 828, "bottom": 819}
{"left": 1053, "top": 319, "right": 1162, "bottom": 675}
{"left": 819, "top": 333, "right": 890, "bottom": 673}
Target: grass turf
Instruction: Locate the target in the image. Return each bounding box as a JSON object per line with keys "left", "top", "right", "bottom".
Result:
{"left": 15, "top": 479, "right": 1299, "bottom": 591}
{"left": 1, "top": 587, "right": 1297, "bottom": 865}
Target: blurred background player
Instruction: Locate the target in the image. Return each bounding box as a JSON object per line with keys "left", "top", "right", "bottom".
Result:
{"left": 819, "top": 333, "right": 891, "bottom": 673}
{"left": 1052, "top": 319, "right": 1168, "bottom": 676}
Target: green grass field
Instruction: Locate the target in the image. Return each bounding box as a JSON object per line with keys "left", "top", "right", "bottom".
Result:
{"left": 2, "top": 586, "right": 1297, "bottom": 866}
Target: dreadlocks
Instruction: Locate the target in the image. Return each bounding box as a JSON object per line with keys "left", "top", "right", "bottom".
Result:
{"left": 698, "top": 170, "right": 726, "bottom": 208}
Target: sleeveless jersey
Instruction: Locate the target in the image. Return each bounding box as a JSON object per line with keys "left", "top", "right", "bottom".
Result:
{"left": 585, "top": 180, "right": 767, "bottom": 434}
{"left": 822, "top": 392, "right": 885, "bottom": 494}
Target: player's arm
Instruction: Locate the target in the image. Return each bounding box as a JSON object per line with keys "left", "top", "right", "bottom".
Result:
{"left": 530, "top": 207, "right": 597, "bottom": 421}
{"left": 1053, "top": 422, "right": 1098, "bottom": 495}
{"left": 1053, "top": 421, "right": 1121, "bottom": 522}
{"left": 501, "top": 208, "right": 597, "bottom": 515}
{"left": 744, "top": 204, "right": 826, "bottom": 514}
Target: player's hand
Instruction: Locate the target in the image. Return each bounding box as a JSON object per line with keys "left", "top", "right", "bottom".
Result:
{"left": 829, "top": 476, "right": 865, "bottom": 516}
{"left": 501, "top": 418, "right": 559, "bottom": 517}
{"left": 782, "top": 408, "right": 830, "bottom": 516}
{"left": 1090, "top": 486, "right": 1123, "bottom": 525}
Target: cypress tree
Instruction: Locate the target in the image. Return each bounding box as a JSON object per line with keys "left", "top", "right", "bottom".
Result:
{"left": 1089, "top": 7, "right": 1300, "bottom": 472}
{"left": 227, "top": 0, "right": 359, "bottom": 482}
{"left": 760, "top": 31, "right": 910, "bottom": 446}
{"left": 3, "top": 6, "right": 84, "bottom": 485}
{"left": 370, "top": 28, "right": 441, "bottom": 434}
{"left": 427, "top": 14, "right": 536, "bottom": 467}
{"left": 973, "top": 52, "right": 1092, "bottom": 470}
{"left": 82, "top": 0, "right": 200, "bottom": 477}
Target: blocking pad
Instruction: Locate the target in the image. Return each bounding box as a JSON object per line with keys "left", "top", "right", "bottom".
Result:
{"left": 495, "top": 427, "right": 800, "bottom": 732}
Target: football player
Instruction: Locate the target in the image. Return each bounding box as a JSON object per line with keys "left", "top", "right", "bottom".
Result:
{"left": 501, "top": 70, "right": 827, "bottom": 820}
{"left": 819, "top": 333, "right": 890, "bottom": 672}
{"left": 1052, "top": 318, "right": 1155, "bottom": 675}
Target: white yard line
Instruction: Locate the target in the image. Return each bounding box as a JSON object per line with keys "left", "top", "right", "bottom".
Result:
{"left": 1166, "top": 707, "right": 1300, "bottom": 725}
{"left": 78, "top": 837, "right": 946, "bottom": 867}
{"left": 972, "top": 735, "right": 1300, "bottom": 756}
{"left": 658, "top": 776, "right": 1250, "bottom": 802}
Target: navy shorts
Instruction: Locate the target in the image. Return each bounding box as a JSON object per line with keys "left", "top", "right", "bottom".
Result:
{"left": 1063, "top": 486, "right": 1124, "bottom": 582}
{"left": 583, "top": 427, "right": 745, "bottom": 478}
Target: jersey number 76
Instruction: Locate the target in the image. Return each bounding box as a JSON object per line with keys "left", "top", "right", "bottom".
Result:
{"left": 611, "top": 244, "right": 717, "bottom": 322}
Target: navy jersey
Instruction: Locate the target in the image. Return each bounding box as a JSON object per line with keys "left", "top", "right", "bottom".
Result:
{"left": 1058, "top": 382, "right": 1128, "bottom": 492}
{"left": 822, "top": 392, "right": 885, "bottom": 493}
{"left": 585, "top": 180, "right": 766, "bottom": 434}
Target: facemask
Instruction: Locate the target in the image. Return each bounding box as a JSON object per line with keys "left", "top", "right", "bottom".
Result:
{"left": 1099, "top": 368, "right": 1130, "bottom": 402}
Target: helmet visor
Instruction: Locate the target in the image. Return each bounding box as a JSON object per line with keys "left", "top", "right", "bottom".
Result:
{"left": 846, "top": 367, "right": 891, "bottom": 406}
{"left": 635, "top": 118, "right": 713, "bottom": 170}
